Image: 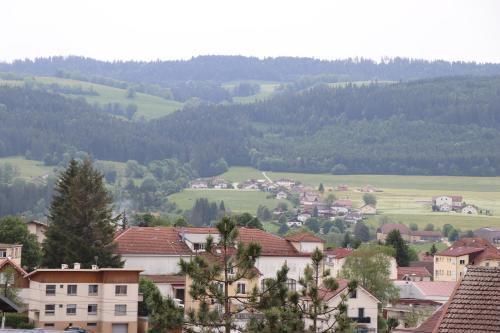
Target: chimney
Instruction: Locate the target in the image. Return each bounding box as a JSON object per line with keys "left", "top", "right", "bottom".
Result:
{"left": 61, "top": 264, "right": 68, "bottom": 269}
{"left": 74, "top": 263, "right": 81, "bottom": 270}
{"left": 91, "top": 264, "right": 98, "bottom": 270}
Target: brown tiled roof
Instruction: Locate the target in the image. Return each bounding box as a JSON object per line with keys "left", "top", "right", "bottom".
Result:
{"left": 397, "top": 266, "right": 432, "bottom": 280}
{"left": 380, "top": 223, "right": 410, "bottom": 235}
{"left": 142, "top": 274, "right": 185, "bottom": 285}
{"left": 434, "top": 266, "right": 500, "bottom": 333}
{"left": 411, "top": 230, "right": 442, "bottom": 237}
{"left": 324, "top": 248, "right": 354, "bottom": 259}
{"left": 115, "top": 227, "right": 306, "bottom": 257}
{"left": 333, "top": 199, "right": 352, "bottom": 207}
{"left": 436, "top": 246, "right": 484, "bottom": 257}
{"left": 413, "top": 307, "right": 444, "bottom": 333}
{"left": 114, "top": 227, "right": 193, "bottom": 255}
{"left": 285, "top": 231, "right": 325, "bottom": 243}
{"left": 410, "top": 261, "right": 434, "bottom": 276}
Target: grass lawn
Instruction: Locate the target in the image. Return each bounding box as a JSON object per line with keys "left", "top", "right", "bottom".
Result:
{"left": 1, "top": 76, "right": 183, "bottom": 120}
{"left": 169, "top": 189, "right": 289, "bottom": 213}
{"left": 366, "top": 214, "right": 500, "bottom": 231}
{"left": 410, "top": 242, "right": 448, "bottom": 254}
{"left": 0, "top": 156, "right": 53, "bottom": 179}
{"left": 222, "top": 80, "right": 281, "bottom": 104}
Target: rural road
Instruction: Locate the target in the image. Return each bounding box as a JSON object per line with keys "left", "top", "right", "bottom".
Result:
{"left": 262, "top": 171, "right": 273, "bottom": 183}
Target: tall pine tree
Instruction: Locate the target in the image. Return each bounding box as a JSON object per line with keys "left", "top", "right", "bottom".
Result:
{"left": 42, "top": 159, "right": 122, "bottom": 268}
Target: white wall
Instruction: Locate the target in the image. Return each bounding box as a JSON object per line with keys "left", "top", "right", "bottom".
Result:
{"left": 256, "top": 256, "right": 312, "bottom": 282}
{"left": 122, "top": 255, "right": 190, "bottom": 275}
{"left": 435, "top": 196, "right": 452, "bottom": 206}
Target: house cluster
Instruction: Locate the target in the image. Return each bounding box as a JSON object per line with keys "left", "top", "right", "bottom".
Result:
{"left": 376, "top": 223, "right": 442, "bottom": 244}
{"left": 431, "top": 195, "right": 479, "bottom": 214}
{"left": 190, "top": 177, "right": 233, "bottom": 189}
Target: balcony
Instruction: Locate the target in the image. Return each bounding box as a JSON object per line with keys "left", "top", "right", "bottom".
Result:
{"left": 349, "top": 316, "right": 371, "bottom": 324}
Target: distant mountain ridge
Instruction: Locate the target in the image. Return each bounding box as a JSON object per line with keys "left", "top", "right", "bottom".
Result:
{"left": 2, "top": 55, "right": 500, "bottom": 84}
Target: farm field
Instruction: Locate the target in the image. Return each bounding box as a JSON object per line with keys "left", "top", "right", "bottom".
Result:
{"left": 409, "top": 242, "right": 448, "bottom": 254}
{"left": 168, "top": 189, "right": 287, "bottom": 213}
{"left": 0, "top": 76, "right": 183, "bottom": 120}
{"left": 221, "top": 80, "right": 281, "bottom": 104}
{"left": 0, "top": 156, "right": 54, "bottom": 179}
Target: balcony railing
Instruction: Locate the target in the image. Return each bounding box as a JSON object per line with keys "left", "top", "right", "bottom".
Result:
{"left": 349, "top": 316, "right": 371, "bottom": 323}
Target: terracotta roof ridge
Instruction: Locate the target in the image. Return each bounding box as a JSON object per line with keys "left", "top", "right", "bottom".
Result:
{"left": 113, "top": 227, "right": 132, "bottom": 241}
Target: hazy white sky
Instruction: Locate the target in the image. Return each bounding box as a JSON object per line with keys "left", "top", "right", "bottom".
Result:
{"left": 2, "top": 0, "right": 500, "bottom": 63}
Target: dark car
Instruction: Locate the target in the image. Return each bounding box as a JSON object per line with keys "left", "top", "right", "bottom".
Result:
{"left": 65, "top": 326, "right": 92, "bottom": 333}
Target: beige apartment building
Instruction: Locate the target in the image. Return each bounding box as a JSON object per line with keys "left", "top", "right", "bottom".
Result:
{"left": 0, "top": 243, "right": 23, "bottom": 266}
{"left": 434, "top": 238, "right": 500, "bottom": 281}
{"left": 26, "top": 265, "right": 142, "bottom": 333}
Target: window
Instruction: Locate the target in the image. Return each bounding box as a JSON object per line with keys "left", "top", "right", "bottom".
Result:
{"left": 485, "top": 262, "right": 490, "bottom": 267}
{"left": 44, "top": 323, "right": 55, "bottom": 327}
{"left": 237, "top": 283, "right": 246, "bottom": 294}
{"left": 286, "top": 279, "right": 296, "bottom": 292}
{"left": 88, "top": 284, "right": 98, "bottom": 296}
{"left": 87, "top": 323, "right": 97, "bottom": 327}
{"left": 88, "top": 304, "right": 98, "bottom": 315}
{"left": 67, "top": 284, "right": 77, "bottom": 295}
{"left": 0, "top": 250, "right": 6, "bottom": 258}
{"left": 115, "top": 285, "right": 127, "bottom": 296}
{"left": 46, "top": 285, "right": 56, "bottom": 296}
{"left": 45, "top": 304, "right": 55, "bottom": 316}
{"left": 67, "top": 304, "right": 77, "bottom": 315}
{"left": 115, "top": 304, "right": 127, "bottom": 316}
{"left": 350, "top": 289, "right": 357, "bottom": 299}
{"left": 358, "top": 308, "right": 365, "bottom": 318}
{"left": 459, "top": 259, "right": 465, "bottom": 265}
{"left": 193, "top": 243, "right": 205, "bottom": 251}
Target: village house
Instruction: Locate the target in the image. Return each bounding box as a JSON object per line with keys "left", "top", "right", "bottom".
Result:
{"left": 433, "top": 237, "right": 500, "bottom": 281}
{"left": 0, "top": 243, "right": 23, "bottom": 266}
{"left": 304, "top": 280, "right": 380, "bottom": 333}
{"left": 332, "top": 199, "right": 353, "bottom": 208}
{"left": 286, "top": 218, "right": 303, "bottom": 228}
{"left": 394, "top": 280, "right": 456, "bottom": 304}
{"left": 335, "top": 184, "right": 349, "bottom": 191}
{"left": 359, "top": 204, "right": 377, "bottom": 215}
{"left": 276, "top": 191, "right": 288, "bottom": 200}
{"left": 190, "top": 179, "right": 208, "bottom": 189}
{"left": 473, "top": 226, "right": 500, "bottom": 245}
{"left": 397, "top": 267, "right": 432, "bottom": 282}
{"left": 432, "top": 195, "right": 463, "bottom": 212}
{"left": 211, "top": 178, "right": 230, "bottom": 189}
{"left": 376, "top": 224, "right": 441, "bottom": 244}
{"left": 115, "top": 227, "right": 325, "bottom": 302}
{"left": 0, "top": 257, "right": 29, "bottom": 312}
{"left": 359, "top": 185, "right": 380, "bottom": 193}
{"left": 297, "top": 213, "right": 311, "bottom": 222}
{"left": 385, "top": 299, "right": 442, "bottom": 332}
{"left": 461, "top": 204, "right": 478, "bottom": 215}
{"left": 26, "top": 265, "right": 142, "bottom": 333}
{"left": 275, "top": 178, "right": 296, "bottom": 188}
{"left": 343, "top": 212, "right": 364, "bottom": 225}
{"left": 26, "top": 220, "right": 48, "bottom": 244}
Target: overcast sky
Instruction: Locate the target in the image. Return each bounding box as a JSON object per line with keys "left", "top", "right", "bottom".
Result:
{"left": 2, "top": 0, "right": 500, "bottom": 63}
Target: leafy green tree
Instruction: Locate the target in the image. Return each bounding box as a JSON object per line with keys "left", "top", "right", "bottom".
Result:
{"left": 424, "top": 223, "right": 434, "bottom": 231}
{"left": 1, "top": 266, "right": 20, "bottom": 304}
{"left": 385, "top": 230, "right": 410, "bottom": 266}
{"left": 235, "top": 213, "right": 264, "bottom": 230}
{"left": 312, "top": 206, "right": 319, "bottom": 218}
{"left": 323, "top": 220, "right": 334, "bottom": 234}
{"left": 0, "top": 216, "right": 41, "bottom": 271}
{"left": 448, "top": 229, "right": 459, "bottom": 241}
{"left": 139, "top": 277, "right": 184, "bottom": 333}
{"left": 277, "top": 202, "right": 288, "bottom": 212}
{"left": 278, "top": 214, "right": 287, "bottom": 224}
{"left": 173, "top": 217, "right": 188, "bottom": 227}
{"left": 354, "top": 221, "right": 370, "bottom": 242}
{"left": 341, "top": 244, "right": 399, "bottom": 305}
{"left": 305, "top": 218, "right": 320, "bottom": 233}
{"left": 362, "top": 193, "right": 377, "bottom": 206}
{"left": 277, "top": 223, "right": 289, "bottom": 236}
{"left": 325, "top": 193, "right": 337, "bottom": 206}
{"left": 409, "top": 223, "right": 418, "bottom": 231}
{"left": 42, "top": 159, "right": 122, "bottom": 268}
{"left": 442, "top": 224, "right": 454, "bottom": 237}
{"left": 333, "top": 218, "right": 346, "bottom": 233}
{"left": 180, "top": 217, "right": 263, "bottom": 333}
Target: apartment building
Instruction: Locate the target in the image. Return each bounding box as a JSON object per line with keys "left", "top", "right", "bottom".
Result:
{"left": 0, "top": 243, "right": 23, "bottom": 266}
{"left": 434, "top": 238, "right": 500, "bottom": 281}
{"left": 26, "top": 264, "right": 142, "bottom": 333}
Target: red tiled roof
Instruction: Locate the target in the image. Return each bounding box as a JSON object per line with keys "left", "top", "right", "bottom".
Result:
{"left": 115, "top": 227, "right": 193, "bottom": 255}
{"left": 142, "top": 274, "right": 185, "bottom": 285}
{"left": 434, "top": 266, "right": 500, "bottom": 333}
{"left": 380, "top": 223, "right": 410, "bottom": 235}
{"left": 0, "top": 258, "right": 27, "bottom": 276}
{"left": 115, "top": 227, "right": 306, "bottom": 257}
{"left": 413, "top": 281, "right": 457, "bottom": 297}
{"left": 333, "top": 199, "right": 352, "bottom": 207}
{"left": 397, "top": 266, "right": 432, "bottom": 280}
{"left": 436, "top": 246, "right": 484, "bottom": 257}
{"left": 411, "top": 230, "right": 441, "bottom": 237}
{"left": 318, "top": 279, "right": 350, "bottom": 301}
{"left": 285, "top": 231, "right": 325, "bottom": 243}
{"left": 324, "top": 248, "right": 354, "bottom": 259}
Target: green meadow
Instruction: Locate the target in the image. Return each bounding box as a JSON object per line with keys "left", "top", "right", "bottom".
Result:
{"left": 0, "top": 76, "right": 183, "bottom": 120}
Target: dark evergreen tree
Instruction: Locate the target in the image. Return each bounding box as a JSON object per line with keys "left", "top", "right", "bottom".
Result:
{"left": 318, "top": 183, "right": 325, "bottom": 193}
{"left": 430, "top": 243, "right": 438, "bottom": 256}
{"left": 354, "top": 221, "right": 370, "bottom": 242}
{"left": 42, "top": 159, "right": 122, "bottom": 268}
{"left": 385, "top": 230, "right": 410, "bottom": 266}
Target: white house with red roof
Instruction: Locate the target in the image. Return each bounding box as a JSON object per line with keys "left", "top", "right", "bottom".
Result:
{"left": 304, "top": 279, "right": 380, "bottom": 333}
{"left": 324, "top": 248, "right": 354, "bottom": 277}
{"left": 114, "top": 227, "right": 325, "bottom": 301}
{"left": 394, "top": 280, "right": 456, "bottom": 303}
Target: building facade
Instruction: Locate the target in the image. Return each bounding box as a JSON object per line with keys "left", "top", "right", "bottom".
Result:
{"left": 26, "top": 266, "right": 142, "bottom": 333}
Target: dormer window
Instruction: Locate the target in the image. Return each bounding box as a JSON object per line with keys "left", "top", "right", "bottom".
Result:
{"left": 193, "top": 243, "right": 205, "bottom": 251}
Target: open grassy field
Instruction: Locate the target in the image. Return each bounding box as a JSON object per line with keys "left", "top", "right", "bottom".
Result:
{"left": 0, "top": 76, "right": 183, "bottom": 120}
{"left": 0, "top": 156, "right": 54, "bottom": 179}
{"left": 168, "top": 189, "right": 288, "bottom": 213}
{"left": 222, "top": 80, "right": 281, "bottom": 104}
{"left": 410, "top": 242, "right": 448, "bottom": 254}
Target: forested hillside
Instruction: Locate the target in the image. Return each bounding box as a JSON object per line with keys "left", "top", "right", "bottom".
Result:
{"left": 2, "top": 56, "right": 500, "bottom": 84}
{"left": 1, "top": 76, "right": 500, "bottom": 176}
